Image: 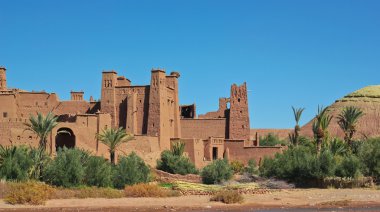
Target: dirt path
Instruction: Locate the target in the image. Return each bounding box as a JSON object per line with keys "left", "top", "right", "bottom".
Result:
{"left": 0, "top": 189, "right": 379, "bottom": 211}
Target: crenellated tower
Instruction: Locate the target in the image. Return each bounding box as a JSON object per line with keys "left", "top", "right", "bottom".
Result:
{"left": 0, "top": 66, "right": 7, "bottom": 91}
{"left": 228, "top": 82, "right": 250, "bottom": 140}
{"left": 100, "top": 71, "right": 118, "bottom": 127}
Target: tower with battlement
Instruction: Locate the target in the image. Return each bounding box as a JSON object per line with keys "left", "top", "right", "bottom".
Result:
{"left": 228, "top": 83, "right": 250, "bottom": 140}
{"left": 0, "top": 67, "right": 7, "bottom": 91}
{"left": 100, "top": 71, "right": 118, "bottom": 127}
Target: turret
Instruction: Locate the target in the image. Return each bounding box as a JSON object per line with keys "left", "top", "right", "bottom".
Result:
{"left": 228, "top": 82, "right": 250, "bottom": 140}
{"left": 70, "top": 91, "right": 84, "bottom": 101}
{"left": 0, "top": 66, "right": 7, "bottom": 91}
{"left": 100, "top": 71, "right": 118, "bottom": 127}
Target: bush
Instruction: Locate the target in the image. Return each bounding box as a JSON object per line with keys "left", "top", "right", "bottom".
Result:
{"left": 0, "top": 146, "right": 33, "bottom": 181}
{"left": 201, "top": 159, "right": 233, "bottom": 184}
{"left": 53, "top": 187, "right": 124, "bottom": 199}
{"left": 43, "top": 148, "right": 88, "bottom": 187}
{"left": 357, "top": 138, "right": 380, "bottom": 180}
{"left": 124, "top": 183, "right": 180, "bottom": 197}
{"left": 210, "top": 190, "right": 244, "bottom": 204}
{"left": 259, "top": 146, "right": 337, "bottom": 183}
{"left": 245, "top": 159, "right": 259, "bottom": 175}
{"left": 157, "top": 150, "right": 198, "bottom": 175}
{"left": 230, "top": 160, "right": 244, "bottom": 174}
{"left": 4, "top": 181, "right": 54, "bottom": 205}
{"left": 336, "top": 155, "right": 362, "bottom": 178}
{"left": 113, "top": 152, "right": 151, "bottom": 189}
{"left": 84, "top": 156, "right": 113, "bottom": 187}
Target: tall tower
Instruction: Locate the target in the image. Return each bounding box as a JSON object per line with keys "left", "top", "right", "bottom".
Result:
{"left": 147, "top": 69, "right": 170, "bottom": 149}
{"left": 228, "top": 83, "right": 250, "bottom": 140}
{"left": 0, "top": 66, "right": 7, "bottom": 91}
{"left": 100, "top": 71, "right": 118, "bottom": 127}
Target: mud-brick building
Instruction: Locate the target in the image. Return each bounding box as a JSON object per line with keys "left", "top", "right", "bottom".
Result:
{"left": 0, "top": 66, "right": 282, "bottom": 167}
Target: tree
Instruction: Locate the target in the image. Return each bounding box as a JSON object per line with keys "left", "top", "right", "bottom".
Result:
{"left": 97, "top": 127, "right": 134, "bottom": 165}
{"left": 312, "top": 106, "right": 333, "bottom": 154}
{"left": 337, "top": 106, "right": 364, "bottom": 150}
{"left": 25, "top": 112, "right": 58, "bottom": 152}
{"left": 289, "top": 106, "right": 305, "bottom": 146}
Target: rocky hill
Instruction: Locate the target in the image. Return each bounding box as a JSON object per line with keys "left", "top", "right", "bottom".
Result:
{"left": 300, "top": 85, "right": 380, "bottom": 139}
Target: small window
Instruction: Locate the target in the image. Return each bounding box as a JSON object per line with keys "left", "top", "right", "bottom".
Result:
{"left": 238, "top": 98, "right": 241, "bottom": 102}
{"left": 3, "top": 112, "right": 8, "bottom": 118}
{"left": 212, "top": 147, "right": 218, "bottom": 160}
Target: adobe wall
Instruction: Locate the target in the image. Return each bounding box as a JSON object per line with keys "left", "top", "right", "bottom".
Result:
{"left": 225, "top": 141, "right": 283, "bottom": 165}
{"left": 180, "top": 118, "right": 227, "bottom": 139}
{"left": 116, "top": 86, "right": 150, "bottom": 135}
{"left": 0, "top": 118, "right": 39, "bottom": 147}
{"left": 117, "top": 135, "right": 160, "bottom": 167}
{"left": 181, "top": 138, "right": 205, "bottom": 168}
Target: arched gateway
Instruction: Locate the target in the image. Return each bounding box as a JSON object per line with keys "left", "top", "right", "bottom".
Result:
{"left": 55, "top": 128, "right": 75, "bottom": 151}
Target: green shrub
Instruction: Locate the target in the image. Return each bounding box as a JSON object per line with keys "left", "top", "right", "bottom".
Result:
{"left": 210, "top": 190, "right": 244, "bottom": 204}
{"left": 245, "top": 159, "right": 259, "bottom": 175}
{"left": 0, "top": 146, "right": 33, "bottom": 181}
{"left": 230, "top": 160, "right": 244, "bottom": 174}
{"left": 259, "top": 146, "right": 336, "bottom": 183}
{"left": 124, "top": 183, "right": 180, "bottom": 197}
{"left": 357, "top": 138, "right": 380, "bottom": 179}
{"left": 336, "top": 155, "right": 362, "bottom": 178}
{"left": 113, "top": 152, "right": 151, "bottom": 189}
{"left": 156, "top": 150, "right": 198, "bottom": 175}
{"left": 43, "top": 148, "right": 88, "bottom": 187}
{"left": 259, "top": 133, "right": 288, "bottom": 146}
{"left": 28, "top": 147, "right": 51, "bottom": 180}
{"left": 201, "top": 159, "right": 233, "bottom": 184}
{"left": 84, "top": 156, "right": 113, "bottom": 187}
{"left": 5, "top": 181, "right": 54, "bottom": 205}
{"left": 171, "top": 141, "right": 185, "bottom": 156}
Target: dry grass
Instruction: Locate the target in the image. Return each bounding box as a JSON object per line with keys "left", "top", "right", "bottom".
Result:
{"left": 53, "top": 187, "right": 124, "bottom": 199}
{"left": 124, "top": 183, "right": 180, "bottom": 197}
{"left": 4, "top": 181, "right": 55, "bottom": 205}
{"left": 0, "top": 180, "right": 9, "bottom": 199}
{"left": 210, "top": 190, "right": 244, "bottom": 204}
{"left": 173, "top": 181, "right": 259, "bottom": 193}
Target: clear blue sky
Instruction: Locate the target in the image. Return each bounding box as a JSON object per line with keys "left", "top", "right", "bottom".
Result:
{"left": 1, "top": 0, "right": 379, "bottom": 128}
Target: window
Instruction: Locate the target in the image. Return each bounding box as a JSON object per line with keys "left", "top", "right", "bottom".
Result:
{"left": 212, "top": 147, "right": 218, "bottom": 160}
{"left": 3, "top": 112, "right": 7, "bottom": 118}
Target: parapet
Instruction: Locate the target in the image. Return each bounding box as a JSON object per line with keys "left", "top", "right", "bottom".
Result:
{"left": 151, "top": 68, "right": 166, "bottom": 73}
{"left": 169, "top": 71, "right": 180, "bottom": 78}
{"left": 70, "top": 91, "right": 84, "bottom": 101}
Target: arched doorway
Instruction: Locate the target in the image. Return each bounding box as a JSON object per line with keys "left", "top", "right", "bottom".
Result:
{"left": 55, "top": 128, "right": 75, "bottom": 151}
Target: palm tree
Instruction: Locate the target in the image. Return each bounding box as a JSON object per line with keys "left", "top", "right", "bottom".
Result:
{"left": 337, "top": 106, "right": 364, "bottom": 150}
{"left": 312, "top": 106, "right": 333, "bottom": 154}
{"left": 290, "top": 106, "right": 305, "bottom": 146}
{"left": 97, "top": 127, "right": 134, "bottom": 165}
{"left": 171, "top": 140, "right": 185, "bottom": 156}
{"left": 25, "top": 112, "right": 58, "bottom": 152}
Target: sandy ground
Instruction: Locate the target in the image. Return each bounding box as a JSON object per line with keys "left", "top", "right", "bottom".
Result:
{"left": 0, "top": 189, "right": 379, "bottom": 211}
